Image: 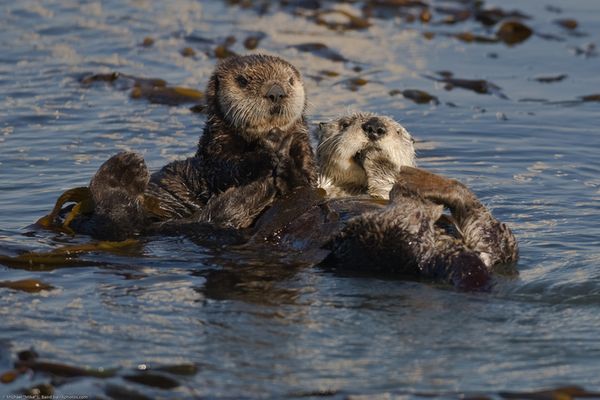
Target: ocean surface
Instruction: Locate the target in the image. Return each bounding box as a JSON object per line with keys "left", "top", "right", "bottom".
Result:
{"left": 1, "top": 0, "right": 599, "bottom": 398}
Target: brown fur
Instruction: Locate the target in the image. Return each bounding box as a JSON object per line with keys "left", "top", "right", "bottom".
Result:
{"left": 69, "top": 54, "right": 316, "bottom": 238}
{"left": 145, "top": 54, "right": 316, "bottom": 226}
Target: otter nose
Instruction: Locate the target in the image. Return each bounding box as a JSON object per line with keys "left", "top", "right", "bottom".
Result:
{"left": 362, "top": 117, "right": 387, "bottom": 140}
{"left": 266, "top": 84, "right": 286, "bottom": 104}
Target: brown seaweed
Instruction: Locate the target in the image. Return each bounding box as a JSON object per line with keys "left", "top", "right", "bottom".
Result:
{"left": 141, "top": 37, "right": 154, "bottom": 47}
{"left": 396, "top": 89, "right": 440, "bottom": 105}
{"left": 0, "top": 279, "right": 54, "bottom": 293}
{"left": 288, "top": 43, "right": 348, "bottom": 62}
{"left": 555, "top": 18, "right": 578, "bottom": 30}
{"left": 36, "top": 186, "right": 93, "bottom": 234}
{"left": 534, "top": 74, "right": 567, "bottom": 83}
{"left": 580, "top": 94, "right": 600, "bottom": 102}
{"left": 496, "top": 20, "right": 533, "bottom": 45}
{"left": 499, "top": 385, "right": 600, "bottom": 399}
{"left": 0, "top": 240, "right": 140, "bottom": 271}
{"left": 243, "top": 33, "right": 266, "bottom": 50}
{"left": 474, "top": 8, "right": 530, "bottom": 26}
{"left": 424, "top": 72, "right": 507, "bottom": 99}
{"left": 130, "top": 85, "right": 203, "bottom": 105}
{"left": 313, "top": 9, "right": 371, "bottom": 31}
{"left": 15, "top": 360, "right": 117, "bottom": 378}
{"left": 180, "top": 47, "right": 196, "bottom": 57}
{"left": 80, "top": 72, "right": 203, "bottom": 106}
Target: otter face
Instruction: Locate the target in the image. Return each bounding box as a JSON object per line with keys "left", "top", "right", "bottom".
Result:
{"left": 316, "top": 112, "right": 416, "bottom": 198}
{"left": 208, "top": 54, "right": 306, "bottom": 140}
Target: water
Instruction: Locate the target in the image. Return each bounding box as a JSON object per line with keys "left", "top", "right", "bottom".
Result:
{"left": 1, "top": 0, "right": 599, "bottom": 398}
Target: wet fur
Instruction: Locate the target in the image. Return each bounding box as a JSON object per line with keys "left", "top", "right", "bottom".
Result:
{"left": 324, "top": 166, "right": 518, "bottom": 289}
{"left": 316, "top": 112, "right": 415, "bottom": 199}
{"left": 72, "top": 54, "right": 316, "bottom": 237}
{"left": 144, "top": 54, "right": 315, "bottom": 226}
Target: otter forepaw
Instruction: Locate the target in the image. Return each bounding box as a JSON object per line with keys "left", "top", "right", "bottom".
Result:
{"left": 392, "top": 166, "right": 478, "bottom": 211}
{"left": 90, "top": 151, "right": 150, "bottom": 199}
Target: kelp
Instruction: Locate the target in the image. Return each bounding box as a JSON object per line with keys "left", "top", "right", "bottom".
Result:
{"left": 424, "top": 72, "right": 508, "bottom": 99}
{"left": 0, "top": 240, "right": 140, "bottom": 271}
{"left": 35, "top": 187, "right": 93, "bottom": 234}
{"left": 0, "top": 279, "right": 54, "bottom": 293}
{"left": 288, "top": 43, "right": 348, "bottom": 62}
{"left": 80, "top": 72, "right": 203, "bottom": 106}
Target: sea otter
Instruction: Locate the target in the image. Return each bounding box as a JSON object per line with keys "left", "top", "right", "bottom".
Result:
{"left": 63, "top": 54, "right": 316, "bottom": 239}
{"left": 316, "top": 112, "right": 416, "bottom": 199}
{"left": 145, "top": 54, "right": 316, "bottom": 227}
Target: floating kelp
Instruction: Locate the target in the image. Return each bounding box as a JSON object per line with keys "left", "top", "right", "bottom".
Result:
{"left": 534, "top": 74, "right": 567, "bottom": 83}
{"left": 130, "top": 85, "right": 203, "bottom": 105}
{"left": 2, "top": 349, "right": 197, "bottom": 398}
{"left": 0, "top": 369, "right": 23, "bottom": 384}
{"left": 474, "top": 7, "right": 530, "bottom": 26}
{"left": 36, "top": 186, "right": 93, "bottom": 234}
{"left": 214, "top": 44, "right": 237, "bottom": 59}
{"left": 180, "top": 47, "right": 196, "bottom": 57}
{"left": 555, "top": 18, "right": 578, "bottom": 30}
{"left": 499, "top": 385, "right": 600, "bottom": 399}
{"left": 15, "top": 360, "right": 117, "bottom": 379}
{"left": 0, "top": 279, "right": 54, "bottom": 293}
{"left": 80, "top": 72, "right": 203, "bottom": 106}
{"left": 496, "top": 20, "right": 533, "bottom": 45}
{"left": 141, "top": 37, "right": 154, "bottom": 47}
{"left": 580, "top": 94, "right": 600, "bottom": 102}
{"left": 390, "top": 89, "right": 439, "bottom": 105}
{"left": 335, "top": 77, "right": 369, "bottom": 91}
{"left": 0, "top": 240, "right": 140, "bottom": 271}
{"left": 243, "top": 32, "right": 266, "bottom": 50}
{"left": 288, "top": 43, "right": 348, "bottom": 62}
{"left": 320, "top": 70, "right": 340, "bottom": 77}
{"left": 313, "top": 9, "right": 371, "bottom": 31}
{"left": 424, "top": 72, "right": 507, "bottom": 99}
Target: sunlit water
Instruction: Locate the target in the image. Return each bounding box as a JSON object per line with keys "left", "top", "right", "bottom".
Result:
{"left": 1, "top": 0, "right": 599, "bottom": 398}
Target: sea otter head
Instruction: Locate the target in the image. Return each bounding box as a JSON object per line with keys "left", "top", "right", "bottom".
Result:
{"left": 316, "top": 112, "right": 416, "bottom": 198}
{"left": 205, "top": 54, "right": 306, "bottom": 141}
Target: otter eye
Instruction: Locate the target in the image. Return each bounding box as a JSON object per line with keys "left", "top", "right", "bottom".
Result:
{"left": 339, "top": 120, "right": 351, "bottom": 130}
{"left": 236, "top": 75, "right": 250, "bottom": 88}
{"left": 289, "top": 77, "right": 294, "bottom": 85}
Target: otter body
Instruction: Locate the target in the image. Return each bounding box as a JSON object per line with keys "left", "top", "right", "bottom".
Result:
{"left": 68, "top": 54, "right": 316, "bottom": 239}
{"left": 146, "top": 54, "right": 315, "bottom": 225}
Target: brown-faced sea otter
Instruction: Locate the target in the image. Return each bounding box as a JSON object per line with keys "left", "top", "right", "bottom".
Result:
{"left": 68, "top": 54, "right": 316, "bottom": 239}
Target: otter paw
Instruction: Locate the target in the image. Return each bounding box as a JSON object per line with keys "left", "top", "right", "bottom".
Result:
{"left": 90, "top": 152, "right": 150, "bottom": 199}
{"left": 392, "top": 166, "right": 476, "bottom": 210}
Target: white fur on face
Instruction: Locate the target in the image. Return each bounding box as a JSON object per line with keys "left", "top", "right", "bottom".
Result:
{"left": 218, "top": 62, "right": 305, "bottom": 138}
{"left": 316, "top": 112, "right": 416, "bottom": 198}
